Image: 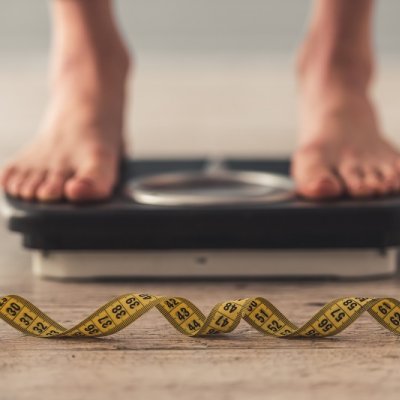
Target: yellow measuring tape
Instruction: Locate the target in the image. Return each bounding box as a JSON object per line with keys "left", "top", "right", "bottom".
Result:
{"left": 1, "top": 294, "right": 400, "bottom": 338}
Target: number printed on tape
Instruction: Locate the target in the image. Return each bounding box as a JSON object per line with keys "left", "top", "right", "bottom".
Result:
{"left": 0, "top": 294, "right": 399, "bottom": 339}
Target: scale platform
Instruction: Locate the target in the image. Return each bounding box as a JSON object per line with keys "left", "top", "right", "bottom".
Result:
{"left": 2, "top": 159, "right": 400, "bottom": 279}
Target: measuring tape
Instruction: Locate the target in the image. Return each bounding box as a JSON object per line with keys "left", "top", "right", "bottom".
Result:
{"left": 1, "top": 294, "right": 400, "bottom": 338}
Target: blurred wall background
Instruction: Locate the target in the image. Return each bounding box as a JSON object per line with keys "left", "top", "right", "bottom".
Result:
{"left": 1, "top": 0, "right": 400, "bottom": 56}
{"left": 0, "top": 1, "right": 399, "bottom": 159}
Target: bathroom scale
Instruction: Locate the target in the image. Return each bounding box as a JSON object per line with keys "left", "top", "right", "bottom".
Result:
{"left": 2, "top": 158, "right": 400, "bottom": 279}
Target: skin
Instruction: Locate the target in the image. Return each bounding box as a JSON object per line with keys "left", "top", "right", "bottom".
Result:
{"left": 1, "top": 0, "right": 400, "bottom": 202}
{"left": 293, "top": 0, "right": 400, "bottom": 199}
{"left": 1, "top": 0, "right": 129, "bottom": 202}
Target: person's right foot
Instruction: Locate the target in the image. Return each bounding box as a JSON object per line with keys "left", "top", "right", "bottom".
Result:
{"left": 1, "top": 32, "right": 130, "bottom": 202}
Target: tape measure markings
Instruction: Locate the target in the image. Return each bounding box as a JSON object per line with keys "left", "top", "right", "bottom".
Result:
{"left": 1, "top": 294, "right": 400, "bottom": 339}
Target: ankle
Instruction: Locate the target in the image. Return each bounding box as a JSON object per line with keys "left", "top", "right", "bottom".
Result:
{"left": 50, "top": 38, "right": 131, "bottom": 89}
{"left": 296, "top": 32, "right": 374, "bottom": 93}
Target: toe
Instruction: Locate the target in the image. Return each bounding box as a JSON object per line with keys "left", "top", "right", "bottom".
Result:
{"left": 37, "top": 170, "right": 70, "bottom": 202}
{"left": 292, "top": 151, "right": 343, "bottom": 200}
{"left": 339, "top": 165, "right": 370, "bottom": 198}
{"left": 299, "top": 174, "right": 343, "bottom": 199}
{"left": 19, "top": 171, "right": 47, "bottom": 200}
{"left": 6, "top": 170, "right": 29, "bottom": 198}
{"left": 65, "top": 176, "right": 114, "bottom": 202}
{"left": 363, "top": 167, "right": 388, "bottom": 197}
{"left": 0, "top": 164, "right": 17, "bottom": 188}
{"left": 376, "top": 163, "right": 400, "bottom": 194}
{"left": 395, "top": 158, "right": 400, "bottom": 191}
{"left": 65, "top": 161, "right": 116, "bottom": 202}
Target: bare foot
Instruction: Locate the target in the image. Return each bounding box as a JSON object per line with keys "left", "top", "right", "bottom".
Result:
{"left": 0, "top": 15, "right": 130, "bottom": 202}
{"left": 292, "top": 45, "right": 400, "bottom": 200}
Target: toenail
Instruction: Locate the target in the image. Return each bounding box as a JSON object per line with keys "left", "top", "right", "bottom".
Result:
{"left": 310, "top": 178, "right": 337, "bottom": 191}
{"left": 38, "top": 193, "right": 61, "bottom": 202}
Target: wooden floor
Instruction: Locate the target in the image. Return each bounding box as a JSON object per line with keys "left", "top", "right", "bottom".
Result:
{"left": 1, "top": 56, "right": 400, "bottom": 399}
{"left": 1, "top": 224, "right": 400, "bottom": 400}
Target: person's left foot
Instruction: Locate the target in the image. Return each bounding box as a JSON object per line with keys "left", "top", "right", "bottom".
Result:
{"left": 292, "top": 41, "right": 400, "bottom": 200}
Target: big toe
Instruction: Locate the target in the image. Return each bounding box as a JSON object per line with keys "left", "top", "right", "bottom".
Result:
{"left": 297, "top": 173, "right": 343, "bottom": 200}
{"left": 292, "top": 150, "right": 343, "bottom": 200}
{"left": 64, "top": 163, "right": 116, "bottom": 202}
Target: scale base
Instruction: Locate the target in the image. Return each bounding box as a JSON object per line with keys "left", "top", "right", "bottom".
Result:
{"left": 32, "top": 249, "right": 398, "bottom": 280}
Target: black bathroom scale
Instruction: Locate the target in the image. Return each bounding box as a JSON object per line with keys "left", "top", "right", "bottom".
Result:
{"left": 2, "top": 158, "right": 400, "bottom": 279}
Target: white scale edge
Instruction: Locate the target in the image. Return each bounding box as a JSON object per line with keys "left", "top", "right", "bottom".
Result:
{"left": 32, "top": 249, "right": 398, "bottom": 279}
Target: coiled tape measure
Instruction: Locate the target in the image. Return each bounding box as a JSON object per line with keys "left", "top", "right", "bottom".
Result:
{"left": 1, "top": 294, "right": 400, "bottom": 339}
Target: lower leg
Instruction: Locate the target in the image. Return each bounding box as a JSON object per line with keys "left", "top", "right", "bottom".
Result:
{"left": 1, "top": 0, "right": 130, "bottom": 201}
{"left": 293, "top": 0, "right": 400, "bottom": 199}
